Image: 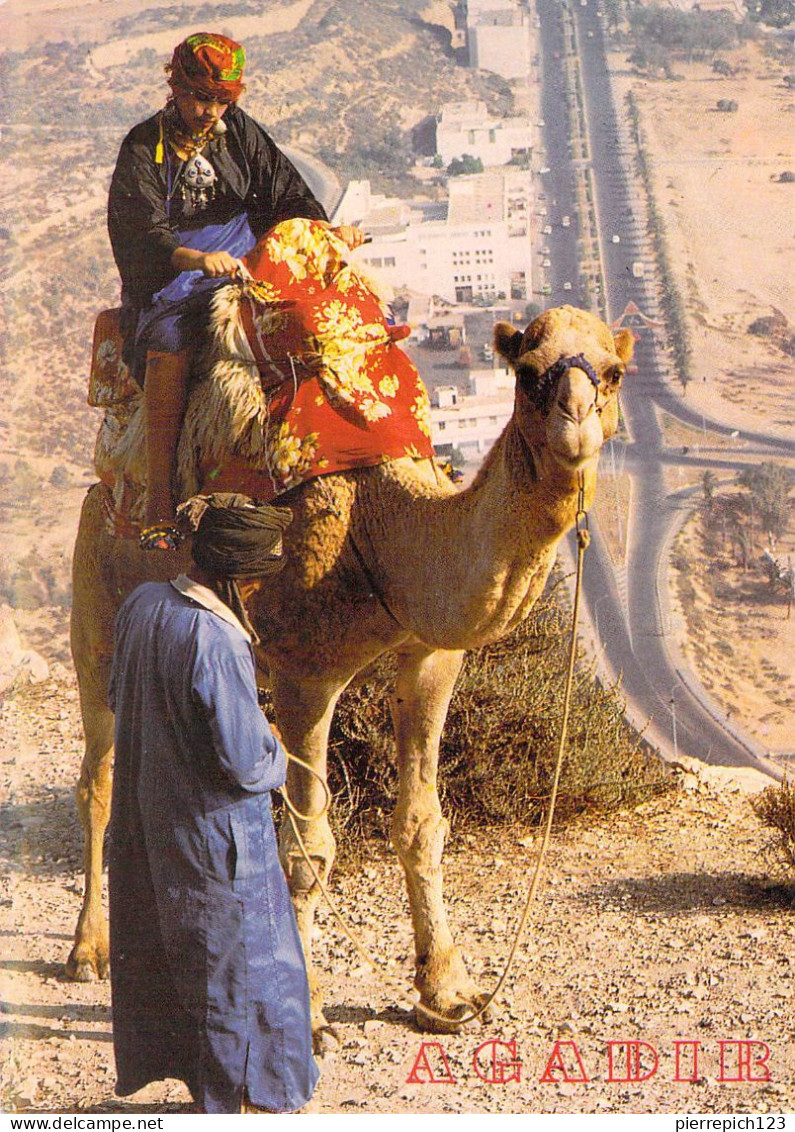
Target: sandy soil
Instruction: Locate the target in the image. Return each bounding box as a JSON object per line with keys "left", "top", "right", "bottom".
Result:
{"left": 669, "top": 494, "right": 795, "bottom": 760}
{"left": 2, "top": 0, "right": 313, "bottom": 54}
{"left": 1, "top": 663, "right": 793, "bottom": 1115}
{"left": 610, "top": 41, "right": 794, "bottom": 436}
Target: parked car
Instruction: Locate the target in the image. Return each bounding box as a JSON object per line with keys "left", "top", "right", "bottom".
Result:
{"left": 542, "top": 258, "right": 551, "bottom": 268}
{"left": 542, "top": 224, "right": 552, "bottom": 235}
{"left": 611, "top": 234, "right": 621, "bottom": 244}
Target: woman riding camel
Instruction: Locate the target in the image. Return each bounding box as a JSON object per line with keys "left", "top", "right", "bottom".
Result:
{"left": 108, "top": 33, "right": 362, "bottom": 549}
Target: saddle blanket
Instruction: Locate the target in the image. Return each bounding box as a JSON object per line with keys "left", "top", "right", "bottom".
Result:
{"left": 90, "top": 218, "right": 435, "bottom": 529}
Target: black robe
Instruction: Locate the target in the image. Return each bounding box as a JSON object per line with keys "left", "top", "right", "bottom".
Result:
{"left": 107, "top": 103, "right": 328, "bottom": 323}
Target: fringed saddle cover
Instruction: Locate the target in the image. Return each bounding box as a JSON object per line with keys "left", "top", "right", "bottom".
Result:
{"left": 88, "top": 308, "right": 140, "bottom": 407}
{"left": 93, "top": 218, "right": 435, "bottom": 536}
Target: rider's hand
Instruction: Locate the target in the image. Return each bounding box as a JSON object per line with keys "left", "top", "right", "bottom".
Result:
{"left": 332, "top": 225, "right": 367, "bottom": 249}
{"left": 200, "top": 250, "right": 243, "bottom": 278}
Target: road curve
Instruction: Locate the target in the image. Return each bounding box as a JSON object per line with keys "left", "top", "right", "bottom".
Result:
{"left": 538, "top": 0, "right": 784, "bottom": 775}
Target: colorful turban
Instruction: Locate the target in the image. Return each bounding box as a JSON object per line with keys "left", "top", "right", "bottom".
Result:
{"left": 167, "top": 33, "right": 246, "bottom": 101}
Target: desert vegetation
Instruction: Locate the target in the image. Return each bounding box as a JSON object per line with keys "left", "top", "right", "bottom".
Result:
{"left": 752, "top": 778, "right": 795, "bottom": 880}
{"left": 320, "top": 575, "right": 672, "bottom": 854}
{"left": 670, "top": 463, "right": 793, "bottom": 750}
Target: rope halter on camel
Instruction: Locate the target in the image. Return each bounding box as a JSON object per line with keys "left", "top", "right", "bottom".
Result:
{"left": 529, "top": 352, "right": 601, "bottom": 413}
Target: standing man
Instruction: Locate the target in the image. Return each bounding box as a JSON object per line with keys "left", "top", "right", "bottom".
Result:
{"left": 107, "top": 493, "right": 319, "bottom": 1114}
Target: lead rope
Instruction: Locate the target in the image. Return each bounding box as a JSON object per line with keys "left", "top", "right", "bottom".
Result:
{"left": 278, "top": 471, "right": 591, "bottom": 1027}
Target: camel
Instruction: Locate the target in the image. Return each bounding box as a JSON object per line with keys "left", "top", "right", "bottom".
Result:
{"left": 66, "top": 302, "right": 633, "bottom": 1043}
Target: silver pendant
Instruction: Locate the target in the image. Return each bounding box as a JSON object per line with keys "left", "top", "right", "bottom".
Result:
{"left": 182, "top": 153, "right": 217, "bottom": 207}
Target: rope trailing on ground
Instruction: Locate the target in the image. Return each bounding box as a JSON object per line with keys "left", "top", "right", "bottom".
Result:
{"left": 279, "top": 471, "right": 591, "bottom": 1028}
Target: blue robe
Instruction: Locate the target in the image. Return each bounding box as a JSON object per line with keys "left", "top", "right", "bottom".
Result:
{"left": 107, "top": 580, "right": 319, "bottom": 1114}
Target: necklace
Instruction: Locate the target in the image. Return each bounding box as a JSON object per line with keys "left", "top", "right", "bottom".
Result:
{"left": 168, "top": 127, "right": 212, "bottom": 161}
{"left": 163, "top": 107, "right": 218, "bottom": 209}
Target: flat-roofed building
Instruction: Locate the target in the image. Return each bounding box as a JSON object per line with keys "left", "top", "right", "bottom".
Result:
{"left": 333, "top": 172, "right": 533, "bottom": 306}
{"left": 436, "top": 101, "right": 532, "bottom": 168}
{"left": 430, "top": 367, "right": 514, "bottom": 459}
{"left": 465, "top": 0, "right": 532, "bottom": 80}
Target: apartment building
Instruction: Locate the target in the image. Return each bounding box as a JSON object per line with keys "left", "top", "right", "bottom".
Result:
{"left": 436, "top": 101, "right": 532, "bottom": 168}
{"left": 430, "top": 363, "right": 515, "bottom": 460}
{"left": 465, "top": 0, "right": 532, "bottom": 80}
{"left": 333, "top": 170, "right": 533, "bottom": 305}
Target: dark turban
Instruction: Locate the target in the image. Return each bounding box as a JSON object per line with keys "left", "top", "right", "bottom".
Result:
{"left": 177, "top": 493, "right": 292, "bottom": 643}
{"left": 167, "top": 32, "right": 246, "bottom": 102}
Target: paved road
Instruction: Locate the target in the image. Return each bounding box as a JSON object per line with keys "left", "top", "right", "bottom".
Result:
{"left": 536, "top": 0, "right": 785, "bottom": 774}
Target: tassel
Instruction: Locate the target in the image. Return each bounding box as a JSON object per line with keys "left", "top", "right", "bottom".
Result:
{"left": 155, "top": 112, "right": 165, "bottom": 165}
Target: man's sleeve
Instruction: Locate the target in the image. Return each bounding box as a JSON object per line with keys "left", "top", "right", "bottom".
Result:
{"left": 241, "top": 114, "right": 328, "bottom": 232}
{"left": 107, "top": 135, "right": 180, "bottom": 285}
{"left": 192, "top": 644, "right": 287, "bottom": 793}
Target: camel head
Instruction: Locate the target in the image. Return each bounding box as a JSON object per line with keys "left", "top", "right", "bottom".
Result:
{"left": 494, "top": 305, "right": 633, "bottom": 473}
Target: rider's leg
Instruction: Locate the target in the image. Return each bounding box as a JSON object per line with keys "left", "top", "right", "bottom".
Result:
{"left": 143, "top": 348, "right": 191, "bottom": 529}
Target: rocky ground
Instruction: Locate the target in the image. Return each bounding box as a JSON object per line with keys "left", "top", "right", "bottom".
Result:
{"left": 1, "top": 667, "right": 793, "bottom": 1116}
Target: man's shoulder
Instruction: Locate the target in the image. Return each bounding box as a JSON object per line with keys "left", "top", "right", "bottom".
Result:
{"left": 227, "top": 104, "right": 274, "bottom": 146}
{"left": 120, "top": 580, "right": 176, "bottom": 612}
{"left": 117, "top": 113, "right": 161, "bottom": 153}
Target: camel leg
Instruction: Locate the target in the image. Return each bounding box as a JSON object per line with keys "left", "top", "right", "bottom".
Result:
{"left": 270, "top": 674, "right": 342, "bottom": 1052}
{"left": 65, "top": 678, "right": 114, "bottom": 981}
{"left": 390, "top": 645, "right": 490, "bottom": 1032}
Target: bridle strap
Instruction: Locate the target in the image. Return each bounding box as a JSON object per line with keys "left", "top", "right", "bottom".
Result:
{"left": 530, "top": 352, "right": 601, "bottom": 411}
{"left": 541, "top": 352, "right": 600, "bottom": 390}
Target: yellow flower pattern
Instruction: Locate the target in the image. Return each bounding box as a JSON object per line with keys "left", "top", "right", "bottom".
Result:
{"left": 410, "top": 390, "right": 432, "bottom": 439}
{"left": 379, "top": 374, "right": 399, "bottom": 399}
{"left": 265, "top": 421, "right": 324, "bottom": 489}
{"left": 238, "top": 218, "right": 434, "bottom": 497}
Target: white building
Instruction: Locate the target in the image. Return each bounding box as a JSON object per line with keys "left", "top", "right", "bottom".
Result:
{"left": 436, "top": 101, "right": 532, "bottom": 168}
{"left": 465, "top": 0, "right": 532, "bottom": 81}
{"left": 430, "top": 363, "right": 515, "bottom": 459}
{"left": 333, "top": 171, "right": 533, "bottom": 305}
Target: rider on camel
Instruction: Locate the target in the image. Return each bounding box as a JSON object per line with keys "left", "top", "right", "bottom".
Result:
{"left": 108, "top": 32, "right": 363, "bottom": 549}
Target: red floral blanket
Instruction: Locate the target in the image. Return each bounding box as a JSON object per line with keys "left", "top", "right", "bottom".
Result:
{"left": 228, "top": 218, "right": 434, "bottom": 499}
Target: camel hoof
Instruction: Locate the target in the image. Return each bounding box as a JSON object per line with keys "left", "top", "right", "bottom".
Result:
{"left": 65, "top": 947, "right": 109, "bottom": 983}
{"left": 312, "top": 1022, "right": 341, "bottom": 1056}
{"left": 414, "top": 994, "right": 495, "bottom": 1035}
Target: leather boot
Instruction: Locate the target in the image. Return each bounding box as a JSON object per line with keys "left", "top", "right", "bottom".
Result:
{"left": 142, "top": 348, "right": 191, "bottom": 537}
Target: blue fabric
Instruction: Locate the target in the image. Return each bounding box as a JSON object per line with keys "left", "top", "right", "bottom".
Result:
{"left": 107, "top": 581, "right": 319, "bottom": 1114}
{"left": 132, "top": 212, "right": 255, "bottom": 378}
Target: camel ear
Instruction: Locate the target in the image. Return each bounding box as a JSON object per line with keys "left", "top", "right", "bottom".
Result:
{"left": 494, "top": 322, "right": 523, "bottom": 363}
{"left": 613, "top": 328, "right": 634, "bottom": 366}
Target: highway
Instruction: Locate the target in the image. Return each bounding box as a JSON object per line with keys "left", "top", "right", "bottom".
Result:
{"left": 536, "top": 0, "right": 788, "bottom": 774}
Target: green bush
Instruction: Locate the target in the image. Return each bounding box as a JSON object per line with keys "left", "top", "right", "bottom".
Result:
{"left": 322, "top": 581, "right": 673, "bottom": 846}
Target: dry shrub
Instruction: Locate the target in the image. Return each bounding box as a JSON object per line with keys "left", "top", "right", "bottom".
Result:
{"left": 751, "top": 779, "right": 795, "bottom": 879}
{"left": 323, "top": 581, "right": 672, "bottom": 849}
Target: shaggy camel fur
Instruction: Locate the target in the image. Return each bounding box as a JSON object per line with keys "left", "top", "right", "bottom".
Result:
{"left": 67, "top": 305, "right": 633, "bottom": 1044}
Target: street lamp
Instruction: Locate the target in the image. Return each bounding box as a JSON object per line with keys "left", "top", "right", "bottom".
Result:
{"left": 670, "top": 683, "right": 680, "bottom": 761}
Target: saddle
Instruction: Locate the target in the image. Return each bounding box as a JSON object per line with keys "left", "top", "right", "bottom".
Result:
{"left": 89, "top": 219, "right": 435, "bottom": 537}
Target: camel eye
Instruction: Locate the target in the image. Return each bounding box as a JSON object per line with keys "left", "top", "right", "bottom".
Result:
{"left": 606, "top": 364, "right": 624, "bottom": 386}
{"left": 516, "top": 361, "right": 540, "bottom": 387}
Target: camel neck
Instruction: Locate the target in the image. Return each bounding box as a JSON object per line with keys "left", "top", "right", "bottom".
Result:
{"left": 354, "top": 429, "right": 591, "bottom": 650}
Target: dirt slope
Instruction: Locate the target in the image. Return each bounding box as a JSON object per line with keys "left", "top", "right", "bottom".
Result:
{"left": 1, "top": 670, "right": 792, "bottom": 1115}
